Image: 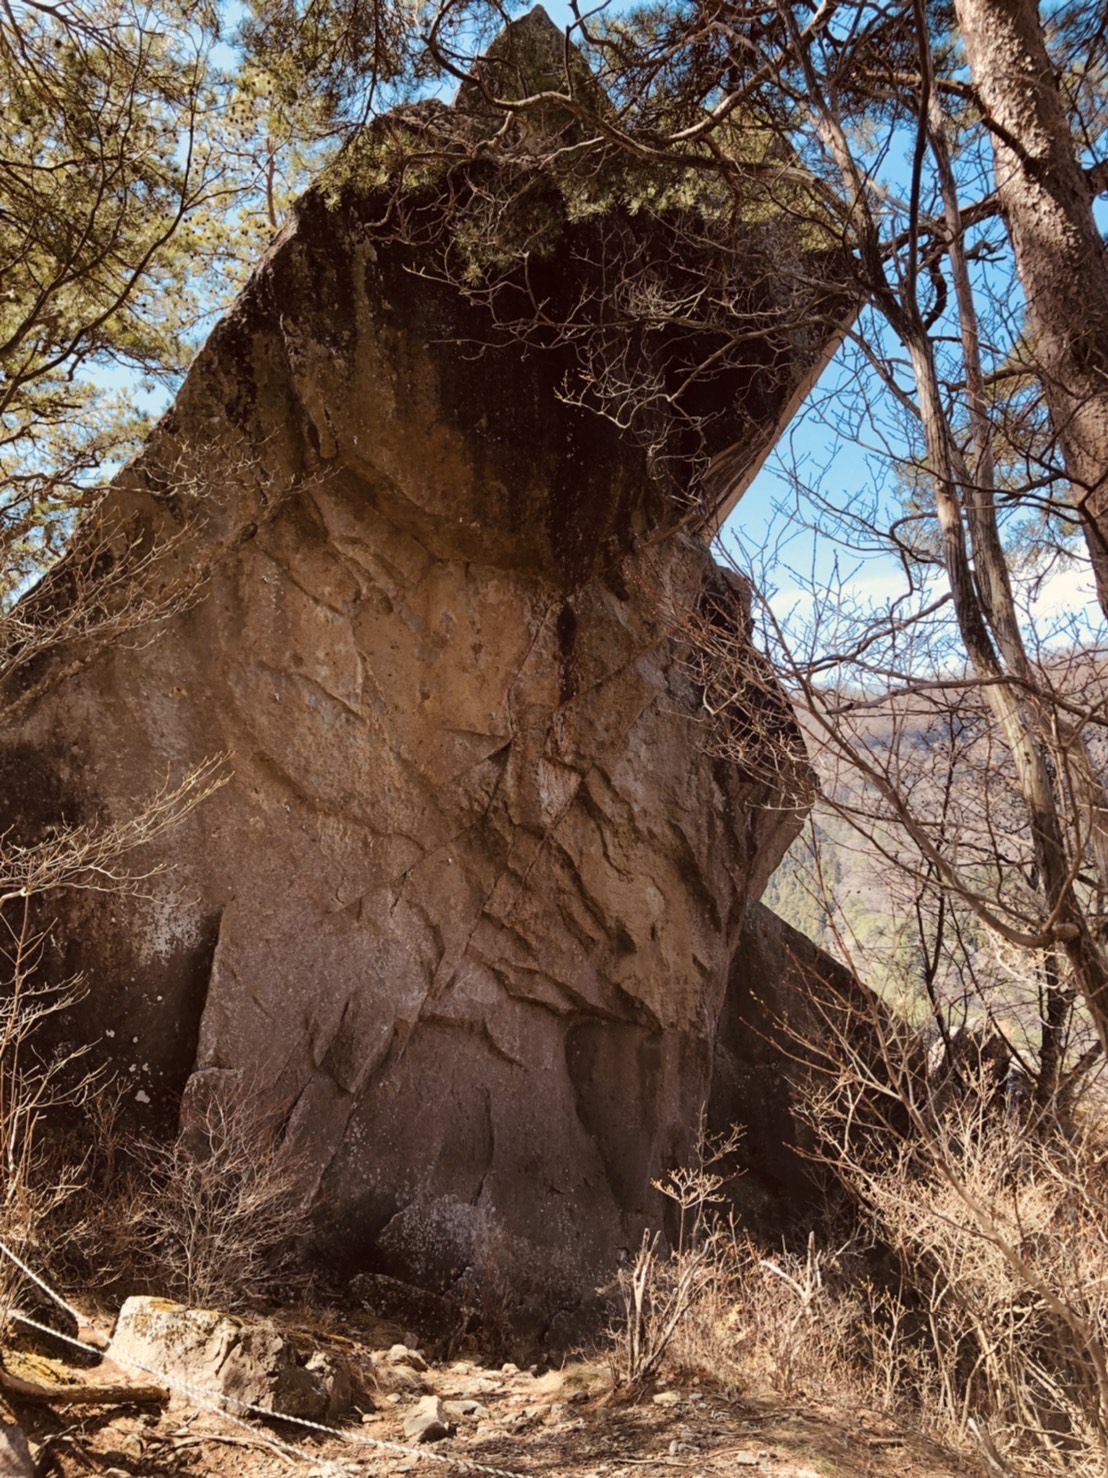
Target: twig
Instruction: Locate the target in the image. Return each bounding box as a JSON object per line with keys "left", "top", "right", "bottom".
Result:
{"left": 169, "top": 1432, "right": 299, "bottom": 1465}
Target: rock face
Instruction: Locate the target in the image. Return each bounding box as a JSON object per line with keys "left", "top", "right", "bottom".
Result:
{"left": 709, "top": 902, "right": 864, "bottom": 1234}
{"left": 0, "top": 12, "right": 844, "bottom": 1330}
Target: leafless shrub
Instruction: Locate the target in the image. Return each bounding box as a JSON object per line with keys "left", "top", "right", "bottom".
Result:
{"left": 603, "top": 968, "right": 1108, "bottom": 1474}
{"left": 663, "top": 561, "right": 816, "bottom": 811}
{"left": 131, "top": 1081, "right": 315, "bottom": 1311}
{"left": 0, "top": 759, "right": 227, "bottom": 911}
{"left": 609, "top": 1121, "right": 742, "bottom": 1391}
{"left": 0, "top": 754, "right": 225, "bottom": 1283}
{"left": 788, "top": 956, "right": 1108, "bottom": 1474}
{"left": 450, "top": 1222, "right": 517, "bottom": 1366}
{"left": 0, "top": 514, "right": 199, "bottom": 724}
{"left": 661, "top": 1227, "right": 910, "bottom": 1407}
{"left": 0, "top": 758, "right": 229, "bottom": 1334}
{"left": 0, "top": 431, "right": 299, "bottom": 728}
{"left": 0, "top": 909, "right": 97, "bottom": 1323}
{"left": 605, "top": 1160, "right": 916, "bottom": 1408}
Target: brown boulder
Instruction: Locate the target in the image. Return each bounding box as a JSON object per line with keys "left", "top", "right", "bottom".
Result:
{"left": 0, "top": 13, "right": 845, "bottom": 1331}
{"left": 108, "top": 1298, "right": 351, "bottom": 1420}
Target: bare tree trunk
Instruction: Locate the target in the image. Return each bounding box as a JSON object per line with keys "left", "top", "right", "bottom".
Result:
{"left": 955, "top": 0, "right": 1108, "bottom": 617}
{"left": 904, "top": 320, "right": 1108, "bottom": 1056}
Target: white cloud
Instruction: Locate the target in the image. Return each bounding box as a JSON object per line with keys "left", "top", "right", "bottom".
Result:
{"left": 758, "top": 555, "right": 1107, "bottom": 654}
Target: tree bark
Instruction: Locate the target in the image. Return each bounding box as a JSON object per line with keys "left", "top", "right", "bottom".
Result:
{"left": 955, "top": 0, "right": 1108, "bottom": 618}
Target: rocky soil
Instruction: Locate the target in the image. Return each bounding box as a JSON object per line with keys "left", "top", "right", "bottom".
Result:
{"left": 3, "top": 1312, "right": 981, "bottom": 1478}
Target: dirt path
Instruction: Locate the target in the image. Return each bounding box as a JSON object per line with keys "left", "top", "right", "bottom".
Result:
{"left": 26, "top": 1350, "right": 981, "bottom": 1478}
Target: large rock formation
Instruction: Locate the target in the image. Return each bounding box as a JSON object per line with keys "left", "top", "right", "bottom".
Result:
{"left": 0, "top": 11, "right": 845, "bottom": 1332}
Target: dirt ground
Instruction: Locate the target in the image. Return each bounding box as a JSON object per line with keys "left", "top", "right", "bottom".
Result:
{"left": 10, "top": 1335, "right": 983, "bottom": 1478}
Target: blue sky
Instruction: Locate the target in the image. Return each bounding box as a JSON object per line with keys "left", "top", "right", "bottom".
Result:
{"left": 101, "top": 0, "right": 1107, "bottom": 647}
{"left": 528, "top": 0, "right": 1104, "bottom": 638}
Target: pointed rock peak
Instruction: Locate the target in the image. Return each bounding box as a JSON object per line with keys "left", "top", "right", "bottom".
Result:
{"left": 509, "top": 4, "right": 558, "bottom": 35}
{"left": 454, "top": 3, "right": 607, "bottom": 123}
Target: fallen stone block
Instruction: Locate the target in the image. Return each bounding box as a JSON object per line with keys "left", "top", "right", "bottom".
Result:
{"left": 108, "top": 1297, "right": 350, "bottom": 1423}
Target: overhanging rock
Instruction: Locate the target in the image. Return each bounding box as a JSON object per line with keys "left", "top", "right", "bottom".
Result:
{"left": 0, "top": 9, "right": 847, "bottom": 1337}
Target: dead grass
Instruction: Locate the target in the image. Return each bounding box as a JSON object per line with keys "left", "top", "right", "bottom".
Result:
{"left": 608, "top": 1067, "right": 1108, "bottom": 1475}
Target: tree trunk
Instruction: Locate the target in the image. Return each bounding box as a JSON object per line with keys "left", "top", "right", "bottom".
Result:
{"left": 955, "top": 0, "right": 1108, "bottom": 618}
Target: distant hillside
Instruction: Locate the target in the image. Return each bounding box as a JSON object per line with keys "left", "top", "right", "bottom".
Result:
{"left": 763, "top": 812, "right": 921, "bottom": 1001}
{"left": 760, "top": 656, "right": 1108, "bottom": 1029}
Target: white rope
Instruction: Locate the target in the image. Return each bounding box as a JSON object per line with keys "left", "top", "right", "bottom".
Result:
{"left": 0, "top": 1239, "right": 85, "bottom": 1327}
{"left": 3, "top": 1289, "right": 531, "bottom": 1478}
